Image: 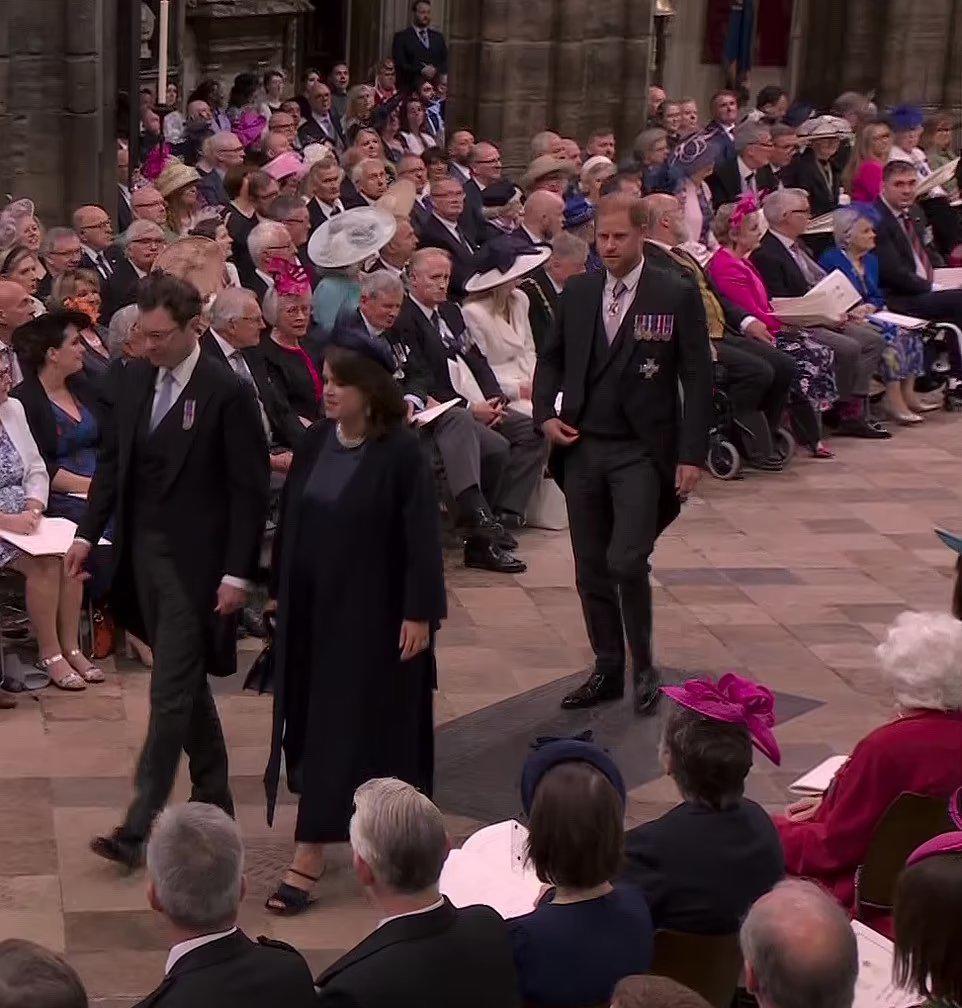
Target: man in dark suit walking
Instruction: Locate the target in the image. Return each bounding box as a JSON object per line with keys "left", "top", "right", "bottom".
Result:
{"left": 392, "top": 0, "right": 448, "bottom": 93}
{"left": 136, "top": 802, "right": 316, "bottom": 1008}
{"left": 533, "top": 194, "right": 712, "bottom": 715}
{"left": 316, "top": 778, "right": 520, "bottom": 1008}
{"left": 66, "top": 273, "right": 269, "bottom": 868}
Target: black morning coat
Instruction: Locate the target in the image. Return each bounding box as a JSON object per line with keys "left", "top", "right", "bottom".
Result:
{"left": 264, "top": 420, "right": 446, "bottom": 830}
{"left": 77, "top": 352, "right": 269, "bottom": 676}
{"left": 315, "top": 897, "right": 521, "bottom": 1008}
{"left": 532, "top": 260, "right": 713, "bottom": 534}
{"left": 133, "top": 930, "right": 317, "bottom": 1008}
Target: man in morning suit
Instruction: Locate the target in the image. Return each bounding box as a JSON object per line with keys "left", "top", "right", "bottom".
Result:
{"left": 416, "top": 176, "right": 478, "bottom": 300}
{"left": 520, "top": 231, "right": 589, "bottom": 355}
{"left": 136, "top": 803, "right": 316, "bottom": 1008}
{"left": 316, "top": 778, "right": 520, "bottom": 1008}
{"left": 72, "top": 204, "right": 118, "bottom": 292}
{"left": 533, "top": 194, "right": 712, "bottom": 715}
{"left": 392, "top": 0, "right": 448, "bottom": 93}
{"left": 101, "top": 220, "right": 166, "bottom": 324}
{"left": 67, "top": 273, "right": 269, "bottom": 868}
{"left": 708, "top": 121, "right": 778, "bottom": 210}
{"left": 297, "top": 82, "right": 346, "bottom": 156}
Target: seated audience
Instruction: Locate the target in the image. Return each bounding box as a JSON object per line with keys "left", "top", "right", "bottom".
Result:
{"left": 780, "top": 116, "right": 849, "bottom": 218}
{"left": 777, "top": 610, "right": 962, "bottom": 913}
{"left": 399, "top": 97, "right": 437, "bottom": 156}
{"left": 101, "top": 221, "right": 166, "bottom": 324}
{"left": 139, "top": 802, "right": 317, "bottom": 1008}
{"left": 632, "top": 127, "right": 671, "bottom": 191}
{"left": 0, "top": 280, "right": 34, "bottom": 385}
{"left": 622, "top": 672, "right": 784, "bottom": 933}
{"left": 263, "top": 152, "right": 309, "bottom": 200}
{"left": 768, "top": 123, "right": 799, "bottom": 183}
{"left": 678, "top": 97, "right": 700, "bottom": 139}
{"left": 612, "top": 975, "right": 713, "bottom": 1008}
{"left": 154, "top": 161, "right": 203, "bottom": 237}
{"left": 46, "top": 269, "right": 112, "bottom": 383}
{"left": 709, "top": 121, "right": 777, "bottom": 208}
{"left": 416, "top": 176, "right": 478, "bottom": 299}
{"left": 304, "top": 155, "right": 347, "bottom": 231}
{"left": 224, "top": 165, "right": 266, "bottom": 278}
{"left": 512, "top": 736, "right": 653, "bottom": 1008}
{"left": 0, "top": 346, "right": 98, "bottom": 690}
{"left": 345, "top": 157, "right": 390, "bottom": 209}
{"left": 893, "top": 791, "right": 962, "bottom": 1008}
{"left": 188, "top": 216, "right": 242, "bottom": 289}
{"left": 519, "top": 231, "right": 589, "bottom": 355}
{"left": 672, "top": 136, "right": 718, "bottom": 249}
{"left": 922, "top": 112, "right": 960, "bottom": 202}
{"left": 847, "top": 121, "right": 894, "bottom": 202}
{"left": 477, "top": 181, "right": 524, "bottom": 242}
{"left": 752, "top": 187, "right": 889, "bottom": 439}
{"left": 376, "top": 101, "right": 405, "bottom": 164}
{"left": 266, "top": 195, "right": 316, "bottom": 286}
{"left": 819, "top": 206, "right": 927, "bottom": 423}
{"left": 341, "top": 84, "right": 375, "bottom": 145}
{"left": 707, "top": 197, "right": 838, "bottom": 456}
{"left": 316, "top": 778, "right": 520, "bottom": 1008}
{"left": 106, "top": 303, "right": 144, "bottom": 362}
{"left": 741, "top": 879, "right": 858, "bottom": 1008}
{"left": 37, "top": 227, "right": 82, "bottom": 302}
{"left": 0, "top": 938, "right": 88, "bottom": 1008}
{"left": 580, "top": 154, "right": 616, "bottom": 205}
{"left": 0, "top": 243, "right": 44, "bottom": 316}
{"left": 462, "top": 247, "right": 548, "bottom": 416}
{"left": 364, "top": 214, "right": 418, "bottom": 280}
{"left": 243, "top": 220, "right": 295, "bottom": 302}
{"left": 747, "top": 85, "right": 789, "bottom": 125}
{"left": 260, "top": 261, "right": 321, "bottom": 424}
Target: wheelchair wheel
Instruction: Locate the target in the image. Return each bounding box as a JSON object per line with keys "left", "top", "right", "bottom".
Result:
{"left": 707, "top": 440, "right": 742, "bottom": 480}
{"left": 773, "top": 427, "right": 796, "bottom": 464}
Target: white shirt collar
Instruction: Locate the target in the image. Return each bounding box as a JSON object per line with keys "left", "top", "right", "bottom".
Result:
{"left": 156, "top": 342, "right": 201, "bottom": 394}
{"left": 377, "top": 897, "right": 445, "bottom": 931}
{"left": 471, "top": 177, "right": 487, "bottom": 191}
{"left": 432, "top": 213, "right": 462, "bottom": 239}
{"left": 314, "top": 196, "right": 343, "bottom": 214}
{"left": 81, "top": 243, "right": 104, "bottom": 263}
{"left": 450, "top": 162, "right": 470, "bottom": 181}
{"left": 165, "top": 928, "right": 237, "bottom": 975}
{"left": 546, "top": 272, "right": 564, "bottom": 294}
{"left": 520, "top": 224, "right": 542, "bottom": 246}
{"left": 374, "top": 257, "right": 403, "bottom": 278}
{"left": 359, "top": 311, "right": 382, "bottom": 339}
{"left": 770, "top": 228, "right": 798, "bottom": 252}
{"left": 410, "top": 294, "right": 441, "bottom": 320}
{"left": 209, "top": 329, "right": 239, "bottom": 360}
{"left": 129, "top": 260, "right": 147, "bottom": 279}
{"left": 604, "top": 256, "right": 644, "bottom": 297}
{"left": 737, "top": 156, "right": 755, "bottom": 183}
{"left": 256, "top": 268, "right": 275, "bottom": 288}
{"left": 312, "top": 110, "right": 333, "bottom": 130}
{"left": 881, "top": 196, "right": 907, "bottom": 219}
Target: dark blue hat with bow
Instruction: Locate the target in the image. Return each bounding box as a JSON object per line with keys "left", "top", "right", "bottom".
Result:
{"left": 520, "top": 731, "right": 626, "bottom": 816}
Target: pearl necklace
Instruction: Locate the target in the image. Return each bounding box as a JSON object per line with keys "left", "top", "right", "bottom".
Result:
{"left": 335, "top": 422, "right": 366, "bottom": 449}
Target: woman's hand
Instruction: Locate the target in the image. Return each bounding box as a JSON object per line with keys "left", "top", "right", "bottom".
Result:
{"left": 1, "top": 510, "right": 41, "bottom": 535}
{"left": 785, "top": 796, "right": 823, "bottom": 822}
{"left": 399, "top": 620, "right": 430, "bottom": 661}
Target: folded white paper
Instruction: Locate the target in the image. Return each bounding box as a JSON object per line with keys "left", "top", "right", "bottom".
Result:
{"left": 933, "top": 267, "right": 962, "bottom": 289}
{"left": 851, "top": 921, "right": 918, "bottom": 1008}
{"left": 805, "top": 211, "right": 835, "bottom": 235}
{"left": 773, "top": 270, "right": 862, "bottom": 328}
{"left": 868, "top": 310, "right": 928, "bottom": 330}
{"left": 790, "top": 755, "right": 849, "bottom": 795}
{"left": 914, "top": 156, "right": 959, "bottom": 200}
{"left": 439, "top": 820, "right": 544, "bottom": 919}
{"left": 413, "top": 398, "right": 460, "bottom": 427}
{"left": 0, "top": 516, "right": 79, "bottom": 556}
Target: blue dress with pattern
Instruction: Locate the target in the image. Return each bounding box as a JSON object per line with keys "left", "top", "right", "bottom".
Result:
{"left": 47, "top": 402, "right": 99, "bottom": 525}
{"left": 0, "top": 426, "right": 27, "bottom": 568}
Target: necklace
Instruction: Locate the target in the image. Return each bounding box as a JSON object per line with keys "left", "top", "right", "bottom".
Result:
{"left": 335, "top": 421, "right": 366, "bottom": 449}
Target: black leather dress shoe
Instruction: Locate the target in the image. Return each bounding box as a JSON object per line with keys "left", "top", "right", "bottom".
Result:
{"left": 744, "top": 457, "right": 784, "bottom": 473}
{"left": 464, "top": 537, "right": 527, "bottom": 574}
{"left": 633, "top": 667, "right": 663, "bottom": 716}
{"left": 495, "top": 510, "right": 526, "bottom": 531}
{"left": 496, "top": 529, "right": 518, "bottom": 551}
{"left": 90, "top": 828, "right": 144, "bottom": 870}
{"left": 560, "top": 670, "right": 625, "bottom": 709}
{"left": 835, "top": 417, "right": 891, "bottom": 439}
{"left": 462, "top": 506, "right": 506, "bottom": 540}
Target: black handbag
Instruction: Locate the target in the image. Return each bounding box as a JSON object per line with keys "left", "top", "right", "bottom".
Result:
{"left": 242, "top": 612, "right": 276, "bottom": 694}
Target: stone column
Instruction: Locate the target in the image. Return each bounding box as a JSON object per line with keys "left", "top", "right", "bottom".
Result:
{"left": 0, "top": 0, "right": 115, "bottom": 226}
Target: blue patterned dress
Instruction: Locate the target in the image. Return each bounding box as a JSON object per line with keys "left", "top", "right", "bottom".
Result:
{"left": 0, "top": 426, "right": 27, "bottom": 568}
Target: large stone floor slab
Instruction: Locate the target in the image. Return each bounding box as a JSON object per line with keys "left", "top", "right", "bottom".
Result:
{"left": 1, "top": 411, "right": 959, "bottom": 1004}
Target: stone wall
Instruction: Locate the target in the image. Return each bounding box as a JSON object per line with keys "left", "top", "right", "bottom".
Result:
{"left": 446, "top": 0, "right": 656, "bottom": 173}
{"left": 0, "top": 0, "right": 116, "bottom": 226}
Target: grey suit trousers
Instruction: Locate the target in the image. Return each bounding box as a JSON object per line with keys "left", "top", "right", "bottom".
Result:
{"left": 806, "top": 322, "right": 884, "bottom": 399}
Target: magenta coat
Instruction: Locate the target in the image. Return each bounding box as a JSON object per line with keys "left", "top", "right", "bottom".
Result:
{"left": 705, "top": 246, "right": 783, "bottom": 335}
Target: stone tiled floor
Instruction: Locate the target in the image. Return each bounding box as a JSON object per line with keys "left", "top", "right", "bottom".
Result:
{"left": 1, "top": 412, "right": 959, "bottom": 1005}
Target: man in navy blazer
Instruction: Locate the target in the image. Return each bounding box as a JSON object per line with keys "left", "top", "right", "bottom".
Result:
{"left": 392, "top": 1, "right": 448, "bottom": 92}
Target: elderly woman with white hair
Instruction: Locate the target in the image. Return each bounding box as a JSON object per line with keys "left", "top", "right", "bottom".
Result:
{"left": 777, "top": 610, "right": 962, "bottom": 914}
{"left": 819, "top": 205, "right": 927, "bottom": 423}
{"left": 579, "top": 155, "right": 616, "bottom": 206}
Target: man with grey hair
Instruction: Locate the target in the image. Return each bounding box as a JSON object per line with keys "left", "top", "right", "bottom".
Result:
{"left": 531, "top": 129, "right": 565, "bottom": 159}
{"left": 349, "top": 157, "right": 389, "bottom": 205}
{"left": 38, "top": 227, "right": 82, "bottom": 301}
{"left": 244, "top": 221, "right": 296, "bottom": 303}
{"left": 315, "top": 779, "right": 520, "bottom": 1007}
{"left": 709, "top": 120, "right": 778, "bottom": 208}
{"left": 741, "top": 879, "right": 858, "bottom": 1008}
{"left": 520, "top": 230, "right": 588, "bottom": 354}
{"left": 753, "top": 186, "right": 889, "bottom": 439}
{"left": 102, "top": 219, "right": 166, "bottom": 324}
{"left": 197, "top": 131, "right": 245, "bottom": 208}
{"left": 138, "top": 803, "right": 316, "bottom": 1008}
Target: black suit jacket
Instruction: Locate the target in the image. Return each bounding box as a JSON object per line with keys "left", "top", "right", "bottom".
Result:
{"left": 339, "top": 179, "right": 369, "bottom": 210}
{"left": 873, "top": 197, "right": 940, "bottom": 298}
{"left": 200, "top": 329, "right": 305, "bottom": 451}
{"left": 707, "top": 156, "right": 778, "bottom": 209}
{"left": 621, "top": 800, "right": 785, "bottom": 935}
{"left": 416, "top": 214, "right": 477, "bottom": 300}
{"left": 391, "top": 25, "right": 448, "bottom": 91}
{"left": 77, "top": 351, "right": 269, "bottom": 670}
{"left": 779, "top": 146, "right": 841, "bottom": 218}
{"left": 519, "top": 266, "right": 560, "bottom": 355}
{"left": 750, "top": 230, "right": 810, "bottom": 299}
{"left": 298, "top": 113, "right": 345, "bottom": 155}
{"left": 307, "top": 196, "right": 342, "bottom": 233}
{"left": 135, "top": 931, "right": 316, "bottom": 1008}
{"left": 392, "top": 297, "right": 502, "bottom": 404}
{"left": 101, "top": 257, "right": 143, "bottom": 324}
{"left": 532, "top": 263, "right": 712, "bottom": 531}
{"left": 315, "top": 898, "right": 520, "bottom": 1008}
{"left": 460, "top": 178, "right": 499, "bottom": 246}
{"left": 118, "top": 186, "right": 133, "bottom": 233}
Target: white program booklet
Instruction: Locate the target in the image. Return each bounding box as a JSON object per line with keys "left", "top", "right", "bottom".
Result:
{"left": 439, "top": 820, "right": 544, "bottom": 919}
{"left": 0, "top": 516, "right": 79, "bottom": 556}
{"left": 413, "top": 398, "right": 460, "bottom": 427}
{"left": 932, "top": 267, "right": 962, "bottom": 289}
{"left": 851, "top": 921, "right": 918, "bottom": 1008}
{"left": 789, "top": 755, "right": 849, "bottom": 795}
{"left": 772, "top": 270, "right": 862, "bottom": 327}
{"left": 869, "top": 311, "right": 928, "bottom": 330}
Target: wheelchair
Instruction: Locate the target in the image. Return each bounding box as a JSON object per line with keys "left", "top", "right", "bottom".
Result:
{"left": 706, "top": 363, "right": 795, "bottom": 481}
{"left": 918, "top": 322, "right": 962, "bottom": 411}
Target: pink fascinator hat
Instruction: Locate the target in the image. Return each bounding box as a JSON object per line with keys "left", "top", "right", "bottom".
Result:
{"left": 233, "top": 110, "right": 267, "bottom": 150}
{"left": 264, "top": 152, "right": 309, "bottom": 183}
{"left": 906, "top": 789, "right": 962, "bottom": 866}
{"left": 266, "top": 257, "right": 311, "bottom": 297}
{"left": 730, "top": 191, "right": 762, "bottom": 232}
{"left": 662, "top": 672, "right": 781, "bottom": 765}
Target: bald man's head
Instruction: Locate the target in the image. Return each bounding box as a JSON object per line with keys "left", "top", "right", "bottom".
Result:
{"left": 0, "top": 280, "right": 35, "bottom": 340}
{"left": 72, "top": 205, "right": 114, "bottom": 251}
{"left": 639, "top": 193, "right": 688, "bottom": 246}
{"left": 522, "top": 189, "right": 565, "bottom": 241}
{"left": 131, "top": 185, "right": 167, "bottom": 226}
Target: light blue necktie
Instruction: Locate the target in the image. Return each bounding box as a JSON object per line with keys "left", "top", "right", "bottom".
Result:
{"left": 149, "top": 371, "right": 176, "bottom": 433}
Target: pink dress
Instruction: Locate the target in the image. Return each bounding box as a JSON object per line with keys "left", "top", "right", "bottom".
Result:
{"left": 850, "top": 160, "right": 884, "bottom": 203}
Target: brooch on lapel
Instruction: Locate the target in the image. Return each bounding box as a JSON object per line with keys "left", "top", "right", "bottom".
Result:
{"left": 182, "top": 399, "right": 196, "bottom": 430}
{"left": 640, "top": 358, "right": 660, "bottom": 379}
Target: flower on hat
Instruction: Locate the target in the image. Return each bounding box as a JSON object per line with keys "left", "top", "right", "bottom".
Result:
{"left": 142, "top": 143, "right": 174, "bottom": 182}
{"left": 233, "top": 109, "right": 268, "bottom": 150}
{"left": 730, "top": 191, "right": 762, "bottom": 232}
{"left": 266, "top": 256, "right": 310, "bottom": 297}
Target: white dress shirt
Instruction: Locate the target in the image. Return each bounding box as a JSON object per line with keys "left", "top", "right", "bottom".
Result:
{"left": 519, "top": 224, "right": 543, "bottom": 247}
{"left": 82, "top": 243, "right": 113, "bottom": 279}
{"left": 737, "top": 156, "right": 757, "bottom": 193}
{"left": 603, "top": 257, "right": 645, "bottom": 334}
{"left": 377, "top": 897, "right": 445, "bottom": 931}
{"left": 433, "top": 213, "right": 472, "bottom": 250}
{"left": 165, "top": 928, "right": 237, "bottom": 975}
{"left": 313, "top": 196, "right": 344, "bottom": 218}
{"left": 450, "top": 162, "right": 470, "bottom": 183}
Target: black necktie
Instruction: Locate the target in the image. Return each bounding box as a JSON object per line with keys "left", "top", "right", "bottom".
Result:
{"left": 745, "top": 172, "right": 756, "bottom": 192}
{"left": 329, "top": 204, "right": 341, "bottom": 218}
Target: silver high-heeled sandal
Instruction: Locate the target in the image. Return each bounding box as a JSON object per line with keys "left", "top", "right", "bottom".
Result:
{"left": 67, "top": 649, "right": 105, "bottom": 683}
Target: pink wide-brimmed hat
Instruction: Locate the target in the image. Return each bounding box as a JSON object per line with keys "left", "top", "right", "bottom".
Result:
{"left": 662, "top": 672, "right": 781, "bottom": 765}
{"left": 264, "top": 151, "right": 309, "bottom": 183}
{"left": 906, "top": 789, "right": 962, "bottom": 866}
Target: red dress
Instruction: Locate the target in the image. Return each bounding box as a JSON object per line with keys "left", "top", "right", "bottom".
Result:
{"left": 776, "top": 709, "right": 962, "bottom": 911}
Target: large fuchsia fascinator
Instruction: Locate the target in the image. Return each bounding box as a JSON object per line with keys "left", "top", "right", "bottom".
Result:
{"left": 729, "top": 191, "right": 762, "bottom": 233}
{"left": 662, "top": 672, "right": 781, "bottom": 765}
{"left": 906, "top": 788, "right": 962, "bottom": 866}
{"left": 266, "top": 257, "right": 311, "bottom": 297}
{"left": 233, "top": 109, "right": 268, "bottom": 151}
{"left": 141, "top": 143, "right": 174, "bottom": 182}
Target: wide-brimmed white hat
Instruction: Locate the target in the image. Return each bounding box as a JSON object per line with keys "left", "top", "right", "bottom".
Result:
{"left": 797, "top": 114, "right": 853, "bottom": 141}
{"left": 464, "top": 246, "right": 551, "bottom": 295}
{"left": 307, "top": 206, "right": 396, "bottom": 268}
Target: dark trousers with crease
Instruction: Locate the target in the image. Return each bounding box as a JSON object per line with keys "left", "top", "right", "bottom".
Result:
{"left": 122, "top": 529, "right": 233, "bottom": 842}
{"left": 563, "top": 436, "right": 660, "bottom": 684}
